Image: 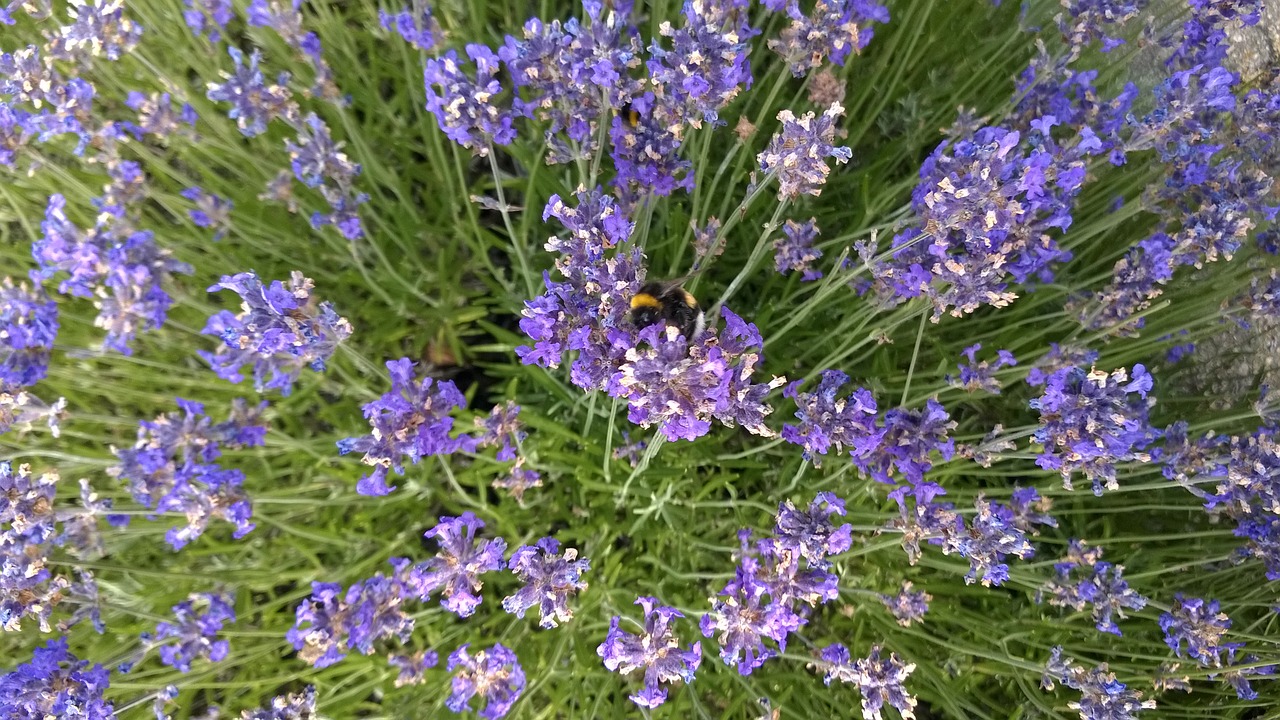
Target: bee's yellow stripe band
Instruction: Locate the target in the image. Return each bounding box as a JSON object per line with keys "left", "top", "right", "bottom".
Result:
{"left": 630, "top": 294, "right": 661, "bottom": 310}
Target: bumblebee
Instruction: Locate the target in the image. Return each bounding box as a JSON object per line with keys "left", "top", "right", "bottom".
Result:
{"left": 629, "top": 280, "right": 706, "bottom": 340}
{"left": 619, "top": 101, "right": 641, "bottom": 129}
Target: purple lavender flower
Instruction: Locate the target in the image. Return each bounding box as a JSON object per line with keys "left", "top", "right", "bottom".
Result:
{"left": 879, "top": 581, "right": 931, "bottom": 626}
{"left": 287, "top": 113, "right": 368, "bottom": 240}
{"left": 1039, "top": 540, "right": 1147, "bottom": 635}
{"left": 183, "top": 0, "right": 233, "bottom": 42}
{"left": 0, "top": 277, "right": 58, "bottom": 386}
{"left": 502, "top": 537, "right": 589, "bottom": 628}
{"left": 609, "top": 92, "right": 695, "bottom": 202}
{"left": 206, "top": 47, "right": 297, "bottom": 137}
{"left": 773, "top": 492, "right": 853, "bottom": 568}
{"left": 1057, "top": 0, "right": 1149, "bottom": 53}
{"left": 0, "top": 382, "right": 66, "bottom": 438}
{"left": 699, "top": 562, "right": 803, "bottom": 676}
{"left": 60, "top": 478, "right": 114, "bottom": 560}
{"left": 1160, "top": 594, "right": 1234, "bottom": 667}
{"left": 337, "top": 358, "right": 475, "bottom": 496}
{"left": 0, "top": 461, "right": 57, "bottom": 544}
{"left": 1214, "top": 646, "right": 1276, "bottom": 700}
{"left": 819, "top": 644, "right": 918, "bottom": 720}
{"left": 180, "top": 187, "right": 232, "bottom": 241}
{"left": 474, "top": 401, "right": 526, "bottom": 462}
{"left": 0, "top": 462, "right": 80, "bottom": 633}
{"left": 748, "top": 536, "right": 839, "bottom": 608}
{"left": 855, "top": 399, "right": 956, "bottom": 486}
{"left": 33, "top": 193, "right": 192, "bottom": 354}
{"left": 147, "top": 592, "right": 235, "bottom": 672}
{"left": 46, "top": 0, "right": 142, "bottom": 63}
{"left": 1007, "top": 486, "right": 1058, "bottom": 534}
{"left": 247, "top": 0, "right": 341, "bottom": 103}
{"left": 380, "top": 4, "right": 438, "bottom": 51}
{"left": 943, "top": 496, "right": 1034, "bottom": 586}
{"left": 647, "top": 1, "right": 755, "bottom": 129}
{"left": 781, "top": 370, "right": 881, "bottom": 466}
{"left": 424, "top": 44, "right": 517, "bottom": 155}
{"left": 1026, "top": 344, "right": 1098, "bottom": 387}
{"left": 867, "top": 125, "right": 1088, "bottom": 318}
{"left": 946, "top": 344, "right": 1017, "bottom": 394}
{"left": 108, "top": 398, "right": 267, "bottom": 549}
{"left": 598, "top": 596, "right": 702, "bottom": 708}
{"left": 757, "top": 103, "right": 852, "bottom": 199}
{"left": 768, "top": 0, "right": 888, "bottom": 77}
{"left": 1031, "top": 364, "right": 1158, "bottom": 494}
{"left": 287, "top": 565, "right": 415, "bottom": 668}
{"left": 202, "top": 271, "right": 352, "bottom": 395}
{"left": 0, "top": 638, "right": 114, "bottom": 720}
{"left": 241, "top": 686, "right": 317, "bottom": 720}
{"left": 446, "top": 643, "right": 526, "bottom": 719}
{"left": 124, "top": 91, "right": 198, "bottom": 140}
{"left": 407, "top": 513, "right": 506, "bottom": 617}
{"left": 773, "top": 218, "right": 824, "bottom": 281}
{"left": 389, "top": 650, "right": 439, "bottom": 687}
{"left": 492, "top": 462, "right": 543, "bottom": 501}
{"left": 1042, "top": 646, "right": 1157, "bottom": 719}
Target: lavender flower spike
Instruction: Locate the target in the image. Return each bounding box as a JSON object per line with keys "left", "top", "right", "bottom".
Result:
{"left": 502, "top": 537, "right": 590, "bottom": 628}
{"left": 408, "top": 512, "right": 506, "bottom": 617}
{"left": 0, "top": 277, "right": 58, "bottom": 387}
{"left": 0, "top": 638, "right": 115, "bottom": 720}
{"left": 820, "top": 643, "right": 919, "bottom": 720}
{"left": 147, "top": 592, "right": 235, "bottom": 672}
{"left": 447, "top": 643, "right": 526, "bottom": 719}
{"left": 202, "top": 271, "right": 352, "bottom": 395}
{"left": 757, "top": 102, "right": 852, "bottom": 200}
{"left": 598, "top": 596, "right": 702, "bottom": 708}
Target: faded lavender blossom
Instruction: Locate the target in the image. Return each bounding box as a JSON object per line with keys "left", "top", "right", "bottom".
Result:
{"left": 146, "top": 592, "right": 235, "bottom": 672}
{"left": 599, "top": 596, "right": 703, "bottom": 708}
{"left": 286, "top": 113, "right": 368, "bottom": 239}
{"left": 1214, "top": 646, "right": 1276, "bottom": 700}
{"left": 646, "top": 0, "right": 756, "bottom": 129}
{"left": 337, "top": 358, "right": 475, "bottom": 496}
{"left": 240, "top": 685, "right": 317, "bottom": 720}
{"left": 1030, "top": 364, "right": 1158, "bottom": 495}
{"left": 389, "top": 650, "right": 439, "bottom": 687}
{"left": 45, "top": 0, "right": 142, "bottom": 63}
{"left": 1006, "top": 486, "right": 1058, "bottom": 534}
{"left": 773, "top": 218, "right": 824, "bottom": 281}
{"left": 773, "top": 492, "right": 852, "bottom": 568}
{"left": 60, "top": 478, "right": 114, "bottom": 560}
{"left": 407, "top": 512, "right": 507, "bottom": 617}
{"left": 819, "top": 644, "right": 918, "bottom": 720}
{"left": 691, "top": 217, "right": 724, "bottom": 266}
{"left": 946, "top": 344, "right": 1016, "bottom": 394}
{"left": 866, "top": 123, "right": 1093, "bottom": 318}
{"left": 781, "top": 369, "right": 880, "bottom": 466}
{"left": 181, "top": 187, "right": 233, "bottom": 241}
{"left": 492, "top": 461, "right": 542, "bottom": 501}
{"left": 957, "top": 424, "right": 1018, "bottom": 468}
{"left": 1159, "top": 594, "right": 1234, "bottom": 667}
{"left": 885, "top": 485, "right": 1034, "bottom": 585}
{"left": 1039, "top": 540, "right": 1147, "bottom": 635}
{"left": 474, "top": 401, "right": 526, "bottom": 462}
{"left": 809, "top": 68, "right": 847, "bottom": 106}
{"left": 0, "top": 638, "right": 115, "bottom": 720}
{"left": 756, "top": 102, "right": 852, "bottom": 200}
{"left": 700, "top": 561, "right": 803, "bottom": 676}
{"left": 108, "top": 397, "right": 267, "bottom": 549}
{"left": 153, "top": 684, "right": 178, "bottom": 720}
{"left": 424, "top": 44, "right": 516, "bottom": 155}
{"left": 879, "top": 581, "right": 930, "bottom": 627}
{"left": 768, "top": 0, "right": 888, "bottom": 77}
{"left": 381, "top": 3, "right": 438, "bottom": 51}
{"left": 502, "top": 537, "right": 589, "bottom": 628}
{"left": 609, "top": 91, "right": 694, "bottom": 201}
{"left": 203, "top": 271, "right": 352, "bottom": 395}
{"left": 0, "top": 382, "right": 67, "bottom": 438}
{"left": 0, "top": 277, "right": 58, "bottom": 386}
{"left": 183, "top": 0, "right": 233, "bottom": 42}
{"left": 247, "top": 0, "right": 341, "bottom": 102}
{"left": 287, "top": 564, "right": 414, "bottom": 668}
{"left": 33, "top": 192, "right": 192, "bottom": 354}
{"left": 1026, "top": 343, "right": 1098, "bottom": 386}
{"left": 1056, "top": 0, "right": 1149, "bottom": 53}
{"left": 1, "top": 462, "right": 71, "bottom": 632}
{"left": 206, "top": 47, "right": 297, "bottom": 137}
{"left": 1042, "top": 646, "right": 1157, "bottom": 720}
{"left": 124, "top": 91, "right": 198, "bottom": 140}
{"left": 446, "top": 643, "right": 526, "bottom": 719}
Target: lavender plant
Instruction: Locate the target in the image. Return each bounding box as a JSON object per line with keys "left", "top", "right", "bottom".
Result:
{"left": 2, "top": 0, "right": 1280, "bottom": 718}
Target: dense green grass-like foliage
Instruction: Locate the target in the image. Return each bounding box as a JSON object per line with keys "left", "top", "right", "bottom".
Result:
{"left": 3, "top": 0, "right": 1280, "bottom": 718}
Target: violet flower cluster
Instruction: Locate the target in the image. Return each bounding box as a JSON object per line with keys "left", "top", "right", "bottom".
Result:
{"left": 1159, "top": 594, "right": 1234, "bottom": 668}
{"left": 767, "top": 0, "right": 889, "bottom": 77}
{"left": 424, "top": 45, "right": 517, "bottom": 155}
{"left": 287, "top": 564, "right": 416, "bottom": 668}
{"left": 757, "top": 102, "right": 852, "bottom": 200}
{"left": 866, "top": 119, "right": 1098, "bottom": 319}
{"left": 202, "top": 271, "right": 353, "bottom": 395}
{"left": 0, "top": 382, "right": 67, "bottom": 439}
{"left": 0, "top": 638, "right": 115, "bottom": 720}
{"left": 879, "top": 581, "right": 931, "bottom": 627}
{"left": 819, "top": 643, "right": 918, "bottom": 720}
{"left": 1038, "top": 539, "right": 1147, "bottom": 635}
{"left": 144, "top": 592, "right": 236, "bottom": 673}
{"left": 446, "top": 643, "right": 526, "bottom": 719}
{"left": 1030, "top": 364, "right": 1157, "bottom": 495}
{"left": 108, "top": 397, "right": 267, "bottom": 550}
{"left": 502, "top": 537, "right": 590, "bottom": 628}
{"left": 247, "top": 0, "right": 342, "bottom": 103}
{"left": 0, "top": 276, "right": 58, "bottom": 387}
{"left": 946, "top": 343, "right": 1016, "bottom": 394}
{"left": 1042, "top": 646, "right": 1157, "bottom": 720}
{"left": 407, "top": 512, "right": 507, "bottom": 618}
{"left": 33, "top": 189, "right": 192, "bottom": 354}
{"left": 241, "top": 686, "right": 317, "bottom": 720}
{"left": 773, "top": 218, "right": 824, "bottom": 281}
{"left": 599, "top": 596, "right": 703, "bottom": 708}
{"left": 180, "top": 186, "right": 233, "bottom": 241}
{"left": 700, "top": 493, "right": 851, "bottom": 677}
{"left": 381, "top": 3, "right": 438, "bottom": 51}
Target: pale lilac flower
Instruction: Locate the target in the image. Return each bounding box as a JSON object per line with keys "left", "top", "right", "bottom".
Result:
{"left": 407, "top": 512, "right": 506, "bottom": 617}
{"left": 381, "top": 3, "right": 438, "bottom": 51}
{"left": 0, "top": 382, "right": 66, "bottom": 438}
{"left": 1039, "top": 540, "right": 1147, "bottom": 635}
{"left": 502, "top": 537, "right": 589, "bottom": 628}
{"left": 389, "top": 650, "right": 439, "bottom": 687}
{"left": 183, "top": 0, "right": 233, "bottom": 42}
{"left": 756, "top": 103, "right": 852, "bottom": 199}
{"left": 819, "top": 644, "right": 918, "bottom": 720}
{"left": 879, "top": 581, "right": 931, "bottom": 626}
{"left": 424, "top": 44, "right": 516, "bottom": 155}
{"left": 46, "top": 0, "right": 142, "bottom": 63}
{"left": 180, "top": 187, "right": 232, "bottom": 241}
{"left": 206, "top": 47, "right": 297, "bottom": 137}
{"left": 1042, "top": 646, "right": 1157, "bottom": 720}
{"left": 598, "top": 597, "right": 702, "bottom": 708}
{"left": 241, "top": 686, "right": 317, "bottom": 720}
{"left": 773, "top": 218, "right": 824, "bottom": 281}
{"left": 773, "top": 491, "right": 852, "bottom": 568}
